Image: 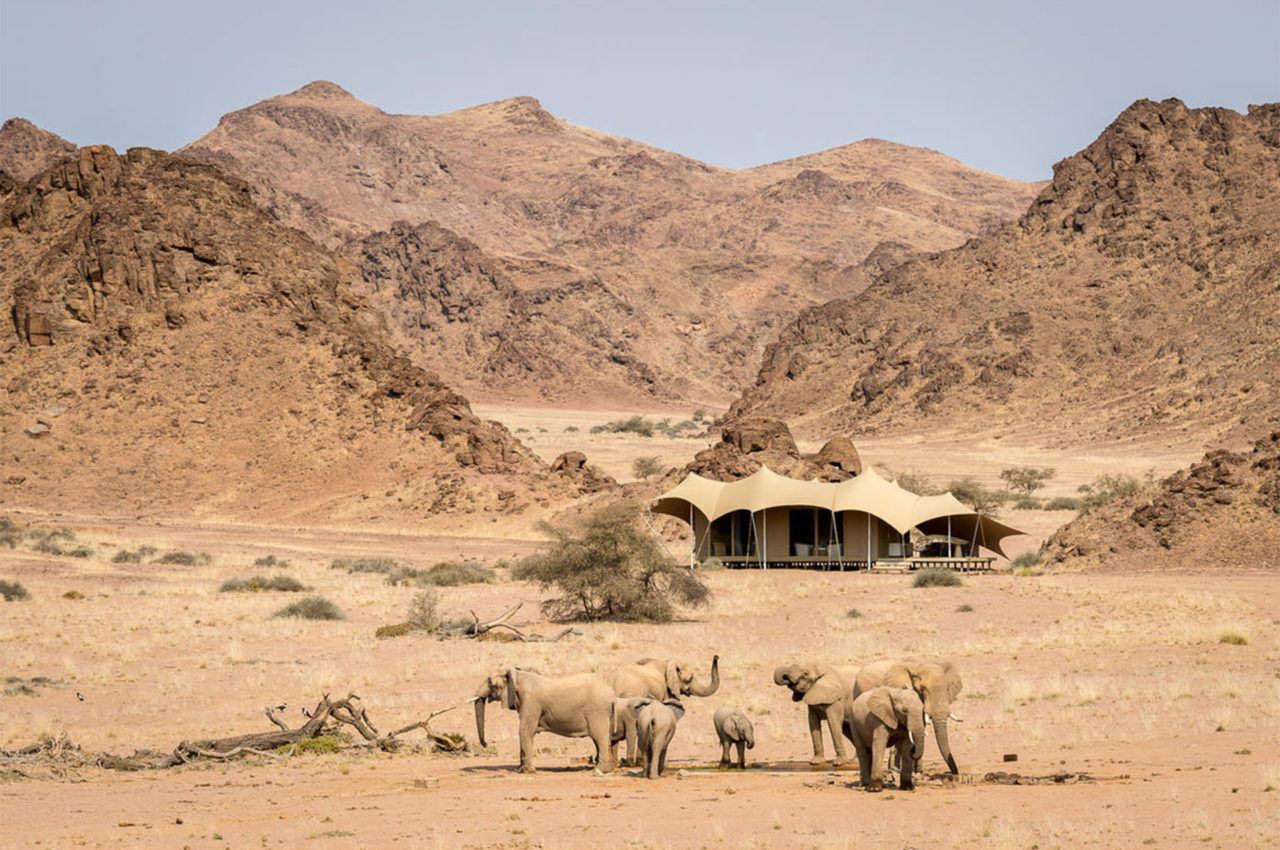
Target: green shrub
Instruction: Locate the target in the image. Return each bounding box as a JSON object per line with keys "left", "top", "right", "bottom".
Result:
{"left": 692, "top": 408, "right": 707, "bottom": 422}
{"left": 1, "top": 580, "right": 30, "bottom": 601}
{"left": 280, "top": 735, "right": 343, "bottom": 755}
{"left": 563, "top": 425, "right": 579, "bottom": 433}
{"left": 1219, "top": 631, "right": 1249, "bottom": 646}
{"left": 220, "top": 574, "right": 308, "bottom": 593}
{"left": 375, "top": 622, "right": 414, "bottom": 638}
{"left": 1077, "top": 473, "right": 1148, "bottom": 515}
{"left": 156, "top": 550, "right": 209, "bottom": 566}
{"left": 845, "top": 608, "right": 863, "bottom": 619}
{"left": 407, "top": 590, "right": 443, "bottom": 632}
{"left": 912, "top": 568, "right": 962, "bottom": 588}
{"left": 1043, "top": 496, "right": 1080, "bottom": 511}
{"left": 0, "top": 517, "right": 20, "bottom": 548}
{"left": 513, "top": 501, "right": 710, "bottom": 622}
{"left": 272, "top": 595, "right": 344, "bottom": 621}
{"left": 382, "top": 560, "right": 495, "bottom": 587}
{"left": 254, "top": 555, "right": 290, "bottom": 569}
{"left": 999, "top": 466, "right": 1056, "bottom": 496}
{"left": 881, "top": 468, "right": 939, "bottom": 496}
{"left": 957, "top": 603, "right": 974, "bottom": 612}
{"left": 67, "top": 546, "right": 94, "bottom": 558}
{"left": 597, "top": 416, "right": 655, "bottom": 438}
{"left": 62, "top": 590, "right": 85, "bottom": 600}
{"left": 945, "top": 478, "right": 1011, "bottom": 514}
{"left": 1010, "top": 551, "right": 1044, "bottom": 571}
{"left": 1012, "top": 496, "right": 1042, "bottom": 510}
{"left": 631, "top": 456, "right": 664, "bottom": 479}
{"left": 112, "top": 545, "right": 156, "bottom": 564}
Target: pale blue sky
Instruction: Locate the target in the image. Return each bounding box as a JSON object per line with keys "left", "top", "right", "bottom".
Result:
{"left": 1, "top": 0, "right": 1276, "bottom": 181}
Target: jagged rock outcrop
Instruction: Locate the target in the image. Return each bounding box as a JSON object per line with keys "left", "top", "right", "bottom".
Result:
{"left": 673, "top": 417, "right": 861, "bottom": 483}
{"left": 0, "top": 146, "right": 546, "bottom": 522}
{"left": 728, "top": 99, "right": 1280, "bottom": 448}
{"left": 0, "top": 118, "right": 76, "bottom": 181}
{"left": 550, "top": 450, "right": 616, "bottom": 494}
{"left": 1044, "top": 432, "right": 1280, "bottom": 570}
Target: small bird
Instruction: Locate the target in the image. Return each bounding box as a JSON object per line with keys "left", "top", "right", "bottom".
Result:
{"left": 76, "top": 692, "right": 84, "bottom": 701}
{"left": 301, "top": 706, "right": 312, "bottom": 718}
{"left": 275, "top": 703, "right": 287, "bottom": 712}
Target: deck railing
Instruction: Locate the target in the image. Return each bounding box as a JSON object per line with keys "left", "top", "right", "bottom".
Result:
{"left": 707, "top": 556, "right": 996, "bottom": 572}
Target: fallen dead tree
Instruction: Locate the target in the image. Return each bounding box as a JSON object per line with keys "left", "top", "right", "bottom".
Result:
{"left": 450, "top": 603, "right": 583, "bottom": 642}
{"left": 0, "top": 693, "right": 468, "bottom": 776}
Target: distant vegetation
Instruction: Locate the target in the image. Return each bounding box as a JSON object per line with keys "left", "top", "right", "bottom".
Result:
{"left": 112, "top": 546, "right": 158, "bottom": 564}
{"left": 514, "top": 501, "right": 709, "bottom": 622}
{"left": 631, "top": 456, "right": 664, "bottom": 479}
{"left": 272, "top": 595, "right": 344, "bottom": 621}
{"left": 1077, "top": 472, "right": 1152, "bottom": 515}
{"left": 1010, "top": 551, "right": 1045, "bottom": 576}
{"left": 254, "top": 555, "right": 290, "bottom": 569}
{"left": 331, "top": 557, "right": 494, "bottom": 587}
{"left": 155, "top": 550, "right": 211, "bottom": 566}
{"left": 999, "top": 466, "right": 1056, "bottom": 496}
{"left": 219, "top": 574, "right": 309, "bottom": 593}
{"left": 1, "top": 580, "right": 31, "bottom": 601}
{"left": 912, "top": 568, "right": 962, "bottom": 588}
{"left": 945, "top": 478, "right": 1011, "bottom": 515}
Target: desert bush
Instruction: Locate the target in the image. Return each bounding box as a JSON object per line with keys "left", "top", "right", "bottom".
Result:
{"left": 1012, "top": 496, "right": 1042, "bottom": 510}
{"left": 279, "top": 735, "right": 343, "bottom": 755}
{"left": 999, "top": 466, "right": 1056, "bottom": 495}
{"left": 513, "top": 501, "right": 710, "bottom": 622}
{"left": 946, "top": 478, "right": 1011, "bottom": 514}
{"left": 66, "top": 546, "right": 94, "bottom": 558}
{"left": 845, "top": 608, "right": 863, "bottom": 619}
{"left": 111, "top": 545, "right": 157, "bottom": 564}
{"left": 219, "top": 574, "right": 308, "bottom": 593}
{"left": 597, "top": 415, "right": 655, "bottom": 438}
{"left": 383, "top": 560, "right": 495, "bottom": 587}
{"left": 1, "top": 580, "right": 30, "bottom": 601}
{"left": 330, "top": 557, "right": 400, "bottom": 575}
{"left": 156, "top": 550, "right": 209, "bottom": 566}
{"left": 912, "top": 568, "right": 962, "bottom": 588}
{"left": 632, "top": 456, "right": 664, "bottom": 479}
{"left": 1, "top": 517, "right": 21, "bottom": 548}
{"left": 1043, "top": 496, "right": 1080, "bottom": 511}
{"left": 254, "top": 554, "right": 290, "bottom": 569}
{"left": 62, "top": 590, "right": 85, "bottom": 600}
{"left": 563, "top": 425, "right": 579, "bottom": 432}
{"left": 881, "top": 468, "right": 940, "bottom": 496}
{"left": 1219, "top": 630, "right": 1249, "bottom": 646}
{"left": 1010, "top": 551, "right": 1043, "bottom": 570}
{"left": 1077, "top": 472, "right": 1147, "bottom": 514}
{"left": 375, "top": 622, "right": 414, "bottom": 639}
{"left": 407, "top": 590, "right": 444, "bottom": 632}
{"left": 957, "top": 603, "right": 974, "bottom": 612}
{"left": 692, "top": 408, "right": 707, "bottom": 422}
{"left": 272, "top": 595, "right": 344, "bottom": 621}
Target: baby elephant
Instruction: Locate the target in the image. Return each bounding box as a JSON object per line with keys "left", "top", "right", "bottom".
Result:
{"left": 850, "top": 686, "right": 925, "bottom": 791}
{"left": 635, "top": 698, "right": 685, "bottom": 779}
{"left": 713, "top": 706, "right": 755, "bottom": 769}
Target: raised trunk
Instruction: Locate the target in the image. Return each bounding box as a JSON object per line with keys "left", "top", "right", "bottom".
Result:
{"left": 688, "top": 655, "right": 720, "bottom": 697}
{"left": 933, "top": 715, "right": 958, "bottom": 774}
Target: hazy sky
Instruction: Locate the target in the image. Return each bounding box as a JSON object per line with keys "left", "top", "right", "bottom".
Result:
{"left": 1, "top": 0, "right": 1276, "bottom": 181}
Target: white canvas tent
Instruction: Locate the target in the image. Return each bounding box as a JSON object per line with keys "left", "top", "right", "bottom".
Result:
{"left": 651, "top": 466, "right": 1023, "bottom": 568}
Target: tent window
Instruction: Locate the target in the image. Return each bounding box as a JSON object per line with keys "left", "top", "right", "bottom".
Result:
{"left": 709, "top": 511, "right": 754, "bottom": 557}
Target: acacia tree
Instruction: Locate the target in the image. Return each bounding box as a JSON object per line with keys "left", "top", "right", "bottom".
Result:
{"left": 999, "top": 466, "right": 1056, "bottom": 496}
{"left": 513, "top": 501, "right": 709, "bottom": 622}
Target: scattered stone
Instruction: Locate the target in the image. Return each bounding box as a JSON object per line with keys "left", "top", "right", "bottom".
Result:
{"left": 24, "top": 423, "right": 50, "bottom": 437}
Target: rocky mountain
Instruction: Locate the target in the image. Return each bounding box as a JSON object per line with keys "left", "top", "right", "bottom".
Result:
{"left": 1044, "top": 431, "right": 1280, "bottom": 570}
{"left": 0, "top": 146, "right": 572, "bottom": 525}
{"left": 0, "top": 118, "right": 76, "bottom": 181}
{"left": 729, "top": 99, "right": 1280, "bottom": 450}
{"left": 177, "top": 81, "right": 1041, "bottom": 405}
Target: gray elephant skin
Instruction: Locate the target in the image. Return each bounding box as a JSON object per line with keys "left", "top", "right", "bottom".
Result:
{"left": 613, "top": 656, "right": 718, "bottom": 764}
{"left": 473, "top": 668, "right": 615, "bottom": 773}
{"left": 850, "top": 685, "right": 925, "bottom": 791}
{"left": 853, "top": 658, "right": 962, "bottom": 774}
{"left": 635, "top": 698, "right": 685, "bottom": 779}
{"left": 712, "top": 706, "right": 755, "bottom": 769}
{"left": 772, "top": 662, "right": 859, "bottom": 764}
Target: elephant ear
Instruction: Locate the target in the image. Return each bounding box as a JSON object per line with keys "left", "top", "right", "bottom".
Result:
{"left": 801, "top": 673, "right": 847, "bottom": 707}
{"left": 631, "top": 697, "right": 654, "bottom": 717}
{"left": 504, "top": 669, "right": 519, "bottom": 711}
{"left": 868, "top": 689, "right": 898, "bottom": 728}
{"left": 664, "top": 663, "right": 682, "bottom": 699}
{"left": 942, "top": 661, "right": 963, "bottom": 702}
{"left": 665, "top": 699, "right": 686, "bottom": 721}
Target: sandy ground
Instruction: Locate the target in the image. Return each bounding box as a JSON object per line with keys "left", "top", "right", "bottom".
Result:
{"left": 2, "top": 515, "right": 1278, "bottom": 850}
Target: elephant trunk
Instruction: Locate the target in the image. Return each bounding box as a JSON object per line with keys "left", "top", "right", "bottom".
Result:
{"left": 474, "top": 695, "right": 488, "bottom": 748}
{"left": 908, "top": 712, "right": 926, "bottom": 764}
{"left": 933, "top": 714, "right": 958, "bottom": 774}
{"left": 687, "top": 655, "right": 720, "bottom": 697}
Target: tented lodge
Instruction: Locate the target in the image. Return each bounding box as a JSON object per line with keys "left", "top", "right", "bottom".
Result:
{"left": 651, "top": 466, "right": 1024, "bottom": 570}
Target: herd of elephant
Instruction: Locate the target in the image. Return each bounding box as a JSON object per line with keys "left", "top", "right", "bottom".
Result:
{"left": 471, "top": 655, "right": 962, "bottom": 791}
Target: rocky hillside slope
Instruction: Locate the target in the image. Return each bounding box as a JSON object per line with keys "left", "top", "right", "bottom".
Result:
{"left": 1044, "top": 431, "right": 1280, "bottom": 570}
{"left": 0, "top": 146, "right": 574, "bottom": 526}
{"left": 0, "top": 118, "right": 76, "bottom": 181}
{"left": 729, "top": 99, "right": 1280, "bottom": 450}
{"left": 177, "top": 82, "right": 1041, "bottom": 405}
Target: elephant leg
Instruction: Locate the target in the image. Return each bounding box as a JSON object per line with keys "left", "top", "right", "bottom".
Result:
{"left": 590, "top": 716, "right": 614, "bottom": 776}
{"left": 853, "top": 735, "right": 871, "bottom": 789}
{"left": 825, "top": 703, "right": 852, "bottom": 764}
{"left": 867, "top": 726, "right": 888, "bottom": 791}
{"left": 516, "top": 715, "right": 538, "bottom": 774}
{"left": 719, "top": 739, "right": 731, "bottom": 769}
{"left": 625, "top": 725, "right": 640, "bottom": 767}
{"left": 898, "top": 742, "right": 915, "bottom": 791}
{"left": 735, "top": 741, "right": 746, "bottom": 769}
{"left": 807, "top": 706, "right": 826, "bottom": 764}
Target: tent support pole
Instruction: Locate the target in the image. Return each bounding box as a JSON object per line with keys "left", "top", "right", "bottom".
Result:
{"left": 948, "top": 515, "right": 952, "bottom": 558}
{"left": 689, "top": 504, "right": 694, "bottom": 568}
{"left": 866, "top": 513, "right": 872, "bottom": 570}
{"left": 831, "top": 509, "right": 843, "bottom": 572}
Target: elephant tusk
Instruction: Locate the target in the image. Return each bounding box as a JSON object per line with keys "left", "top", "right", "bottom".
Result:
{"left": 948, "top": 713, "right": 964, "bottom": 723}
{"left": 908, "top": 730, "right": 915, "bottom": 746}
{"left": 924, "top": 713, "right": 933, "bottom": 726}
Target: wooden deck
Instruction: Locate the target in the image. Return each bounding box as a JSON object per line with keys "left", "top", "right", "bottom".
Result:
{"left": 710, "top": 556, "right": 996, "bottom": 572}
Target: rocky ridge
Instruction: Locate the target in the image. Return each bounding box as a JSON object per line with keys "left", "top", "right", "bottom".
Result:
{"left": 1044, "top": 431, "right": 1280, "bottom": 570}
{"left": 176, "top": 81, "right": 1042, "bottom": 405}
{"left": 0, "top": 118, "right": 77, "bottom": 182}
{"left": 728, "top": 99, "right": 1280, "bottom": 449}
{"left": 0, "top": 146, "right": 561, "bottom": 524}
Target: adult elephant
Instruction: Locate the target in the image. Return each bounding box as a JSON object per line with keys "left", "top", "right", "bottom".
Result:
{"left": 473, "top": 668, "right": 615, "bottom": 773}
{"left": 853, "top": 658, "right": 963, "bottom": 774}
{"left": 613, "top": 656, "right": 718, "bottom": 764}
{"left": 772, "top": 663, "right": 860, "bottom": 764}
{"left": 850, "top": 686, "right": 926, "bottom": 791}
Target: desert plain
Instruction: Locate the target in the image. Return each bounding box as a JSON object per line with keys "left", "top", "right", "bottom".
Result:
{"left": 2, "top": 415, "right": 1278, "bottom": 850}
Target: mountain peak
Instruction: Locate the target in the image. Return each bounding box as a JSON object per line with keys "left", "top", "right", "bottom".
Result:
{"left": 289, "top": 80, "right": 358, "bottom": 101}
{"left": 0, "top": 116, "right": 77, "bottom": 181}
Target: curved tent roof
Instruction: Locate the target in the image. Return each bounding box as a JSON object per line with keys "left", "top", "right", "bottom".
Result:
{"left": 651, "top": 466, "right": 1024, "bottom": 557}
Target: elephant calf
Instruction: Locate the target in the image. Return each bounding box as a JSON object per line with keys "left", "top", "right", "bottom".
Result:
{"left": 635, "top": 698, "right": 685, "bottom": 779}
{"left": 712, "top": 706, "right": 755, "bottom": 769}
{"left": 850, "top": 686, "right": 925, "bottom": 792}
